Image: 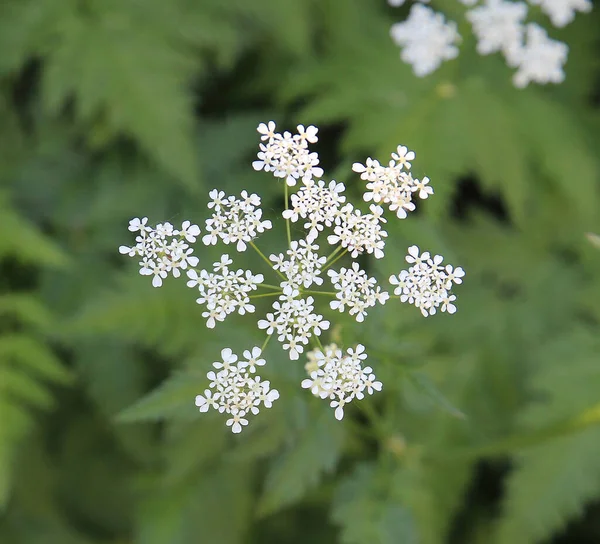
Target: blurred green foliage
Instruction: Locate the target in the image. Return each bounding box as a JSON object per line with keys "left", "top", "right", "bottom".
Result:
{"left": 1, "top": 0, "right": 600, "bottom": 543}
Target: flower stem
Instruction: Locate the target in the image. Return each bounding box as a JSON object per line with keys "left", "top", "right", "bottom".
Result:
{"left": 250, "top": 241, "right": 286, "bottom": 280}
{"left": 260, "top": 283, "right": 282, "bottom": 290}
{"left": 325, "top": 245, "right": 343, "bottom": 264}
{"left": 250, "top": 292, "right": 282, "bottom": 299}
{"left": 301, "top": 290, "right": 336, "bottom": 296}
{"left": 284, "top": 184, "right": 292, "bottom": 248}
{"left": 322, "top": 248, "right": 348, "bottom": 272}
{"left": 261, "top": 334, "right": 273, "bottom": 351}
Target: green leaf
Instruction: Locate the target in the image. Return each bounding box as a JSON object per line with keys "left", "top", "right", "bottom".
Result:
{"left": 42, "top": 1, "right": 198, "bottom": 186}
{"left": 257, "top": 406, "right": 345, "bottom": 517}
{"left": 493, "top": 330, "right": 600, "bottom": 544}
{"left": 117, "top": 372, "right": 204, "bottom": 423}
{"left": 405, "top": 371, "right": 466, "bottom": 420}
{"left": 331, "top": 463, "right": 417, "bottom": 544}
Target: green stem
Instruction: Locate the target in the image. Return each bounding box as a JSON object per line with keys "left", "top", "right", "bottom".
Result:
{"left": 357, "top": 401, "right": 387, "bottom": 441}
{"left": 284, "top": 184, "right": 292, "bottom": 248}
{"left": 322, "top": 249, "right": 348, "bottom": 272}
{"left": 249, "top": 241, "right": 286, "bottom": 280}
{"left": 261, "top": 334, "right": 273, "bottom": 351}
{"left": 259, "top": 283, "right": 282, "bottom": 290}
{"left": 325, "top": 245, "right": 343, "bottom": 264}
{"left": 301, "top": 290, "right": 337, "bottom": 296}
{"left": 250, "top": 292, "right": 282, "bottom": 299}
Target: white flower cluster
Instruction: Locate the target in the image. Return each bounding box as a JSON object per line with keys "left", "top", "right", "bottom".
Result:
{"left": 283, "top": 179, "right": 347, "bottom": 242}
{"left": 328, "top": 204, "right": 388, "bottom": 259}
{"left": 388, "top": 0, "right": 591, "bottom": 87}
{"left": 270, "top": 239, "right": 327, "bottom": 290}
{"left": 203, "top": 189, "right": 272, "bottom": 251}
{"left": 120, "top": 121, "right": 466, "bottom": 432}
{"left": 258, "top": 288, "right": 330, "bottom": 360}
{"left": 302, "top": 344, "right": 382, "bottom": 420}
{"left": 119, "top": 218, "right": 200, "bottom": 287}
{"left": 389, "top": 245, "right": 465, "bottom": 317}
{"left": 390, "top": 4, "right": 460, "bottom": 77}
{"left": 328, "top": 263, "right": 390, "bottom": 322}
{"left": 252, "top": 121, "right": 324, "bottom": 186}
{"left": 353, "top": 145, "right": 433, "bottom": 219}
{"left": 186, "top": 255, "right": 264, "bottom": 328}
{"left": 195, "top": 347, "right": 279, "bottom": 433}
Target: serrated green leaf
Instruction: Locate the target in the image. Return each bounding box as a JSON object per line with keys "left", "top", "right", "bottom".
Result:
{"left": 117, "top": 372, "right": 204, "bottom": 423}
{"left": 42, "top": 1, "right": 198, "bottom": 186}
{"left": 405, "top": 371, "right": 466, "bottom": 419}
{"left": 257, "top": 407, "right": 345, "bottom": 517}
{"left": 332, "top": 463, "right": 417, "bottom": 544}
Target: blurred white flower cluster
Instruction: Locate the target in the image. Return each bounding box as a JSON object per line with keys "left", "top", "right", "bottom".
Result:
{"left": 388, "top": 0, "right": 591, "bottom": 87}
{"left": 120, "top": 121, "right": 465, "bottom": 430}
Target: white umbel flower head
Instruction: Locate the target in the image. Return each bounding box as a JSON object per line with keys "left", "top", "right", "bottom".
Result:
{"left": 390, "top": 4, "right": 460, "bottom": 77}
{"left": 203, "top": 190, "right": 272, "bottom": 251}
{"left": 270, "top": 239, "right": 327, "bottom": 290}
{"left": 528, "top": 0, "right": 592, "bottom": 27}
{"left": 119, "top": 218, "right": 201, "bottom": 288}
{"left": 508, "top": 23, "right": 568, "bottom": 87}
{"left": 353, "top": 145, "right": 433, "bottom": 219}
{"left": 257, "top": 288, "right": 330, "bottom": 360}
{"left": 186, "top": 254, "right": 264, "bottom": 328}
{"left": 328, "top": 204, "right": 388, "bottom": 259}
{"left": 466, "top": 0, "right": 528, "bottom": 57}
{"left": 252, "top": 121, "right": 324, "bottom": 186}
{"left": 301, "top": 344, "right": 382, "bottom": 421}
{"left": 195, "top": 347, "right": 279, "bottom": 433}
{"left": 390, "top": 245, "right": 465, "bottom": 317}
{"left": 282, "top": 179, "right": 347, "bottom": 242}
{"left": 328, "top": 263, "right": 389, "bottom": 322}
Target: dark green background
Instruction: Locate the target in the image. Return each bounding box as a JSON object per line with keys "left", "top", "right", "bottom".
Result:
{"left": 1, "top": 0, "right": 600, "bottom": 543}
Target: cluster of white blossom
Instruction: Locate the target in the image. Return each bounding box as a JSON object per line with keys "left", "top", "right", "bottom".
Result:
{"left": 195, "top": 347, "right": 279, "bottom": 433}
{"left": 203, "top": 189, "right": 272, "bottom": 251}
{"left": 257, "top": 287, "right": 330, "bottom": 360}
{"left": 283, "top": 179, "right": 347, "bottom": 242}
{"left": 389, "top": 245, "right": 465, "bottom": 317}
{"left": 328, "top": 204, "right": 388, "bottom": 259}
{"left": 186, "top": 254, "right": 264, "bottom": 328}
{"left": 328, "top": 263, "right": 389, "bottom": 322}
{"left": 252, "top": 121, "right": 324, "bottom": 186}
{"left": 119, "top": 217, "right": 200, "bottom": 287}
{"left": 353, "top": 145, "right": 433, "bottom": 219}
{"left": 390, "top": 4, "right": 460, "bottom": 77}
{"left": 120, "top": 121, "right": 465, "bottom": 431}
{"left": 302, "top": 344, "right": 382, "bottom": 420}
{"left": 388, "top": 0, "right": 592, "bottom": 87}
{"left": 270, "top": 239, "right": 327, "bottom": 290}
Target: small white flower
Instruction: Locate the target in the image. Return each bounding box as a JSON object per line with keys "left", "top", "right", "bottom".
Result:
{"left": 390, "top": 5, "right": 460, "bottom": 77}
{"left": 509, "top": 23, "right": 568, "bottom": 87}
{"left": 528, "top": 0, "right": 592, "bottom": 27}
{"left": 253, "top": 122, "right": 324, "bottom": 185}
{"left": 302, "top": 344, "right": 381, "bottom": 420}
{"left": 203, "top": 190, "right": 272, "bottom": 251}
{"left": 120, "top": 217, "right": 201, "bottom": 288}
{"left": 328, "top": 263, "right": 389, "bottom": 322}
{"left": 390, "top": 245, "right": 465, "bottom": 316}
{"left": 196, "top": 347, "right": 279, "bottom": 433}
{"left": 187, "top": 256, "right": 263, "bottom": 328}
{"left": 466, "top": 0, "right": 528, "bottom": 57}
